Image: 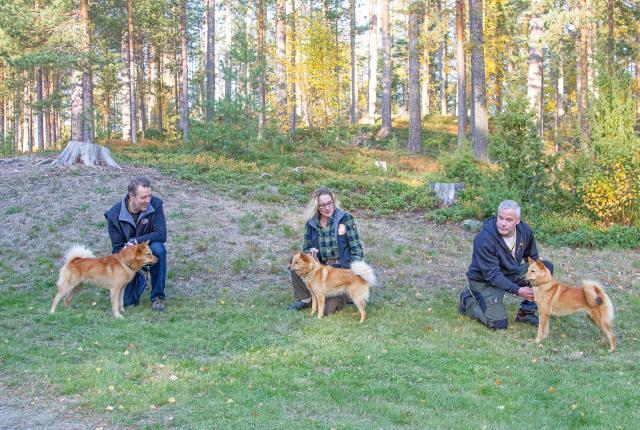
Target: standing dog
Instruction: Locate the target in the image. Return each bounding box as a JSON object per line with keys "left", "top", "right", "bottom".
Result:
{"left": 50, "top": 242, "right": 157, "bottom": 319}
{"left": 290, "top": 252, "right": 376, "bottom": 322}
{"left": 525, "top": 257, "right": 615, "bottom": 352}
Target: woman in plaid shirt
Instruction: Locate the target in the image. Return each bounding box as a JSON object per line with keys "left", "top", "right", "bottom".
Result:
{"left": 288, "top": 187, "right": 364, "bottom": 314}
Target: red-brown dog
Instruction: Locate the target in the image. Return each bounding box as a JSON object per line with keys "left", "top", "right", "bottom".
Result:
{"left": 50, "top": 242, "right": 157, "bottom": 319}
{"left": 525, "top": 257, "right": 615, "bottom": 352}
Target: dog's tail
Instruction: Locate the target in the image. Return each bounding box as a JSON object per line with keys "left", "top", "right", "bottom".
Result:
{"left": 63, "top": 244, "right": 95, "bottom": 265}
{"left": 582, "top": 280, "right": 613, "bottom": 311}
{"left": 351, "top": 261, "right": 377, "bottom": 287}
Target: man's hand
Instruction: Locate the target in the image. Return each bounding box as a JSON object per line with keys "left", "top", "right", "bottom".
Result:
{"left": 306, "top": 248, "right": 319, "bottom": 258}
{"left": 517, "top": 286, "right": 535, "bottom": 301}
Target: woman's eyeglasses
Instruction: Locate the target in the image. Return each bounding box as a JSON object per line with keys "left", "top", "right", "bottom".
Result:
{"left": 318, "top": 201, "right": 334, "bottom": 209}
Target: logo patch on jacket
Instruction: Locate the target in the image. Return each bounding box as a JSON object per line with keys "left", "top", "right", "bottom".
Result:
{"left": 140, "top": 218, "right": 149, "bottom": 225}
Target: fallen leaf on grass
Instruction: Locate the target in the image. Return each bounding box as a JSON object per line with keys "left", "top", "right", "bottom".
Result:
{"left": 423, "top": 325, "right": 433, "bottom": 332}
{"left": 497, "top": 405, "right": 505, "bottom": 410}
{"left": 105, "top": 405, "right": 114, "bottom": 411}
{"left": 571, "top": 404, "right": 578, "bottom": 410}
{"left": 495, "top": 379, "right": 502, "bottom": 385}
{"left": 169, "top": 374, "right": 178, "bottom": 381}
{"left": 548, "top": 387, "right": 557, "bottom": 393}
{"left": 227, "top": 399, "right": 234, "bottom": 404}
{"left": 168, "top": 397, "right": 176, "bottom": 404}
{"left": 95, "top": 367, "right": 102, "bottom": 373}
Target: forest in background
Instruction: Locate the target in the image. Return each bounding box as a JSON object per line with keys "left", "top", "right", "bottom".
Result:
{"left": 0, "top": 0, "right": 639, "bottom": 243}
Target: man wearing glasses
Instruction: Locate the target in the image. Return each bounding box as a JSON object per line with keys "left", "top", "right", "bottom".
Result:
{"left": 288, "top": 187, "right": 364, "bottom": 314}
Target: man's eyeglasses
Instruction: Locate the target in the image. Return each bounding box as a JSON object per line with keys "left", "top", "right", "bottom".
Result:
{"left": 318, "top": 201, "right": 334, "bottom": 209}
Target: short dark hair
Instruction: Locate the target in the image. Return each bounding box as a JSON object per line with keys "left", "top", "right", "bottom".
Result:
{"left": 128, "top": 176, "right": 152, "bottom": 195}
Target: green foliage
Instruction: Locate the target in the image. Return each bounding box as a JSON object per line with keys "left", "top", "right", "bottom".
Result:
{"left": 577, "top": 79, "right": 640, "bottom": 225}
{"left": 488, "top": 98, "right": 549, "bottom": 205}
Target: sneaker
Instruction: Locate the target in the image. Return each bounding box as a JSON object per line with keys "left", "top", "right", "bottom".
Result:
{"left": 515, "top": 311, "right": 539, "bottom": 326}
{"left": 151, "top": 299, "right": 166, "bottom": 312}
{"left": 287, "top": 299, "right": 311, "bottom": 311}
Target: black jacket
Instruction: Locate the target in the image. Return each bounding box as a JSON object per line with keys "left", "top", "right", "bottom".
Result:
{"left": 466, "top": 216, "right": 538, "bottom": 294}
{"left": 104, "top": 195, "right": 167, "bottom": 253}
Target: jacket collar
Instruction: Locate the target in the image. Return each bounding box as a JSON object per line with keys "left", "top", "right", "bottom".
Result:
{"left": 483, "top": 216, "right": 522, "bottom": 257}
{"left": 118, "top": 194, "right": 155, "bottom": 226}
{"left": 307, "top": 207, "right": 346, "bottom": 230}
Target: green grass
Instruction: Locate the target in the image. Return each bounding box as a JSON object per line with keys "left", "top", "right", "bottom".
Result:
{"left": 1, "top": 273, "right": 639, "bottom": 428}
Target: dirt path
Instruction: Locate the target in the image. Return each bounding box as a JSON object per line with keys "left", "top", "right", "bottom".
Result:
{"left": 1, "top": 155, "right": 638, "bottom": 428}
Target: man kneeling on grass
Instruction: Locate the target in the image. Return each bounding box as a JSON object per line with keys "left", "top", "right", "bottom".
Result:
{"left": 459, "top": 200, "right": 554, "bottom": 329}
{"left": 105, "top": 176, "right": 168, "bottom": 311}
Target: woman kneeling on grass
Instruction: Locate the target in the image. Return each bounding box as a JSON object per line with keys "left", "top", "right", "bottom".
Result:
{"left": 288, "top": 187, "right": 365, "bottom": 315}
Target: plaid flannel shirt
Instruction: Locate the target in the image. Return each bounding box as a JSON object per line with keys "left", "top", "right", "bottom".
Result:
{"left": 303, "top": 212, "right": 363, "bottom": 263}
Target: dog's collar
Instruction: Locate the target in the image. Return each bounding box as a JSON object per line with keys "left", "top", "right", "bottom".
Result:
{"left": 124, "top": 262, "right": 137, "bottom": 272}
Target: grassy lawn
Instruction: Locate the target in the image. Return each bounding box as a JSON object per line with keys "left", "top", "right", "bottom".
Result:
{"left": 1, "top": 128, "right": 639, "bottom": 428}
{"left": 2, "top": 282, "right": 639, "bottom": 429}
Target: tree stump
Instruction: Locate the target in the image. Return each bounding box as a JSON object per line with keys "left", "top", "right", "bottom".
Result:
{"left": 53, "top": 141, "right": 120, "bottom": 168}
{"left": 429, "top": 182, "right": 464, "bottom": 206}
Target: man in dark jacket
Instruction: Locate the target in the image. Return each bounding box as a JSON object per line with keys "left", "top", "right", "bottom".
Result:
{"left": 459, "top": 200, "right": 553, "bottom": 329}
{"left": 104, "top": 176, "right": 168, "bottom": 311}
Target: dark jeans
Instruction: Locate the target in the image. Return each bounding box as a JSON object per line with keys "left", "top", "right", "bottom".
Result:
{"left": 290, "top": 263, "right": 348, "bottom": 315}
{"left": 461, "top": 260, "right": 553, "bottom": 329}
{"left": 123, "top": 242, "right": 167, "bottom": 306}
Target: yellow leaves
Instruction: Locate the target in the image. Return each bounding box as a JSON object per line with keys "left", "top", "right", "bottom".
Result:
{"left": 581, "top": 160, "right": 639, "bottom": 224}
{"left": 168, "top": 397, "right": 176, "bottom": 404}
{"left": 548, "top": 386, "right": 557, "bottom": 393}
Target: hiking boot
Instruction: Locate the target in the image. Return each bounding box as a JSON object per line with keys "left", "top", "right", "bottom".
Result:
{"left": 151, "top": 299, "right": 166, "bottom": 312}
{"left": 458, "top": 289, "right": 472, "bottom": 314}
{"left": 287, "top": 299, "right": 311, "bottom": 311}
{"left": 515, "top": 311, "right": 539, "bottom": 326}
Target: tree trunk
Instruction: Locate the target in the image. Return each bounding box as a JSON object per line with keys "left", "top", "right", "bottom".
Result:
{"left": 121, "top": 35, "right": 131, "bottom": 141}
{"left": 44, "top": 70, "right": 52, "bottom": 148}
{"left": 36, "top": 67, "right": 44, "bottom": 151}
{"left": 577, "top": 0, "right": 589, "bottom": 146}
{"left": 349, "top": 0, "right": 357, "bottom": 124}
{"left": 224, "top": 0, "right": 233, "bottom": 123}
{"left": 127, "top": 0, "right": 137, "bottom": 143}
{"left": 138, "top": 31, "right": 147, "bottom": 137}
{"left": 637, "top": 18, "right": 640, "bottom": 120}
{"left": 276, "top": 0, "right": 287, "bottom": 122}
{"left": 289, "top": 0, "right": 298, "bottom": 133}
{"left": 26, "top": 81, "right": 33, "bottom": 153}
{"left": 407, "top": 1, "right": 422, "bottom": 152}
{"left": 367, "top": 0, "right": 378, "bottom": 125}
{"left": 554, "top": 55, "right": 564, "bottom": 151}
{"left": 437, "top": 0, "right": 447, "bottom": 115}
{"left": 206, "top": 0, "right": 216, "bottom": 123}
{"left": 469, "top": 0, "right": 488, "bottom": 160}
{"left": 54, "top": 141, "right": 120, "bottom": 168}
{"left": 607, "top": 0, "right": 614, "bottom": 76}
{"left": 527, "top": 0, "right": 544, "bottom": 137}
{"left": 71, "top": 69, "right": 84, "bottom": 142}
{"left": 179, "top": 0, "right": 189, "bottom": 144}
{"left": 421, "top": 5, "right": 431, "bottom": 117}
{"left": 456, "top": 0, "right": 466, "bottom": 146}
{"left": 156, "top": 44, "right": 163, "bottom": 131}
{"left": 81, "top": 0, "right": 93, "bottom": 143}
{"left": 257, "top": 0, "right": 266, "bottom": 139}
{"left": 378, "top": 0, "right": 392, "bottom": 139}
